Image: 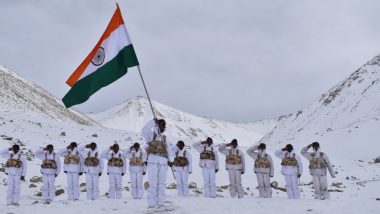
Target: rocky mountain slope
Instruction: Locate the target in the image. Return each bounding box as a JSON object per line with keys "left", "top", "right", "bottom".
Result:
{"left": 260, "top": 55, "right": 380, "bottom": 160}
{"left": 0, "top": 65, "right": 98, "bottom": 126}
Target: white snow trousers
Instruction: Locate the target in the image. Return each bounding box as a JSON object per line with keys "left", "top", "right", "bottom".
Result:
{"left": 312, "top": 175, "right": 329, "bottom": 199}
{"left": 285, "top": 175, "right": 300, "bottom": 199}
{"left": 108, "top": 173, "right": 123, "bottom": 199}
{"left": 42, "top": 174, "right": 56, "bottom": 201}
{"left": 86, "top": 173, "right": 99, "bottom": 200}
{"left": 174, "top": 167, "right": 189, "bottom": 196}
{"left": 228, "top": 169, "right": 244, "bottom": 198}
{"left": 147, "top": 163, "right": 168, "bottom": 207}
{"left": 6, "top": 174, "right": 21, "bottom": 205}
{"left": 202, "top": 168, "right": 216, "bottom": 198}
{"left": 256, "top": 173, "right": 272, "bottom": 198}
{"left": 66, "top": 172, "right": 80, "bottom": 200}
{"left": 130, "top": 170, "right": 144, "bottom": 199}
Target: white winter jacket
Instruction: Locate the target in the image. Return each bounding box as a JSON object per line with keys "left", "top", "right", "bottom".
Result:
{"left": 172, "top": 148, "right": 192, "bottom": 173}
{"left": 102, "top": 149, "right": 127, "bottom": 174}
{"left": 125, "top": 148, "right": 147, "bottom": 173}
{"left": 79, "top": 146, "right": 104, "bottom": 175}
{"left": 275, "top": 150, "right": 303, "bottom": 176}
{"left": 34, "top": 148, "right": 61, "bottom": 175}
{"left": 247, "top": 145, "right": 274, "bottom": 176}
{"left": 218, "top": 144, "right": 245, "bottom": 172}
{"left": 59, "top": 147, "right": 84, "bottom": 173}
{"left": 192, "top": 142, "right": 219, "bottom": 170}
{"left": 0, "top": 149, "right": 27, "bottom": 176}
{"left": 141, "top": 120, "right": 174, "bottom": 165}
{"left": 300, "top": 147, "right": 335, "bottom": 177}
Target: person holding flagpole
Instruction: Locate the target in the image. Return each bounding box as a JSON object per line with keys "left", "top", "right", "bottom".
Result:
{"left": 142, "top": 118, "right": 174, "bottom": 208}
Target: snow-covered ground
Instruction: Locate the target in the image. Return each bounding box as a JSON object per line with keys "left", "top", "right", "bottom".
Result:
{"left": 1, "top": 110, "right": 379, "bottom": 214}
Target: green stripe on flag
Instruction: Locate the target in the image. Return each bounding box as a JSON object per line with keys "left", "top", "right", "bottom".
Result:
{"left": 62, "top": 44, "right": 139, "bottom": 108}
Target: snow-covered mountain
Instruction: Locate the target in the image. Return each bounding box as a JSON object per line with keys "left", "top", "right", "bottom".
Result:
{"left": 0, "top": 64, "right": 379, "bottom": 214}
{"left": 0, "top": 65, "right": 98, "bottom": 126}
{"left": 88, "top": 96, "right": 276, "bottom": 146}
{"left": 260, "top": 54, "right": 380, "bottom": 160}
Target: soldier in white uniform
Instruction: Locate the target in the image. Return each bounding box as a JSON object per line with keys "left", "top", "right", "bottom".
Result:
{"left": 0, "top": 145, "right": 27, "bottom": 206}
{"left": 79, "top": 142, "right": 103, "bottom": 200}
{"left": 275, "top": 144, "right": 303, "bottom": 199}
{"left": 247, "top": 143, "right": 274, "bottom": 198}
{"left": 102, "top": 143, "right": 127, "bottom": 199}
{"left": 35, "top": 144, "right": 61, "bottom": 203}
{"left": 172, "top": 140, "right": 192, "bottom": 197}
{"left": 193, "top": 137, "right": 219, "bottom": 198}
{"left": 301, "top": 142, "right": 335, "bottom": 200}
{"left": 125, "top": 143, "right": 146, "bottom": 199}
{"left": 219, "top": 139, "right": 245, "bottom": 198}
{"left": 141, "top": 118, "right": 174, "bottom": 208}
{"left": 59, "top": 142, "right": 84, "bottom": 201}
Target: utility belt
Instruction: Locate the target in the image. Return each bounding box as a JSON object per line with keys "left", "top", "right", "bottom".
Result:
{"left": 5, "top": 159, "right": 22, "bottom": 168}
{"left": 64, "top": 155, "right": 80, "bottom": 165}
{"left": 147, "top": 140, "right": 167, "bottom": 157}
{"left": 200, "top": 150, "right": 215, "bottom": 160}
{"left": 173, "top": 156, "right": 189, "bottom": 167}
{"left": 41, "top": 160, "right": 57, "bottom": 169}
{"left": 130, "top": 157, "right": 144, "bottom": 166}
{"left": 225, "top": 155, "right": 241, "bottom": 165}
{"left": 84, "top": 157, "right": 100, "bottom": 167}
{"left": 108, "top": 158, "right": 123, "bottom": 167}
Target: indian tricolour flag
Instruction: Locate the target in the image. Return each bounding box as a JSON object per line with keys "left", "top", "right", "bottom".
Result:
{"left": 62, "top": 4, "right": 139, "bottom": 108}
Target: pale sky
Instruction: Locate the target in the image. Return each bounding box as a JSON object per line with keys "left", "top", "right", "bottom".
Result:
{"left": 1, "top": 0, "right": 380, "bottom": 122}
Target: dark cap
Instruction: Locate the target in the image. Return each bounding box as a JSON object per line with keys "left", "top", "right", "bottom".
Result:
{"left": 258, "top": 143, "right": 266, "bottom": 150}
{"left": 286, "top": 144, "right": 293, "bottom": 152}
{"left": 312, "top": 142, "right": 320, "bottom": 149}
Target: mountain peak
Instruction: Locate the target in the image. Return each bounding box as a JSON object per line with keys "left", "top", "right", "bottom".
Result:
{"left": 89, "top": 96, "right": 273, "bottom": 145}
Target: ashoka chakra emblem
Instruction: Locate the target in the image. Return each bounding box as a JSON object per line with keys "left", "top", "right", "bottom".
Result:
{"left": 91, "top": 47, "right": 105, "bottom": 66}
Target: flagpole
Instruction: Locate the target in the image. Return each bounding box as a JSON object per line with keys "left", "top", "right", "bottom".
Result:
{"left": 137, "top": 65, "right": 156, "bottom": 118}
{"left": 137, "top": 65, "right": 176, "bottom": 179}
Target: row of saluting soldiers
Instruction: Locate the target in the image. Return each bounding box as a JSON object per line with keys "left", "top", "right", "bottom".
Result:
{"left": 1, "top": 119, "right": 335, "bottom": 207}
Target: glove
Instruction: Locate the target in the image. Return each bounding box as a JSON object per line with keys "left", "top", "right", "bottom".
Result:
{"left": 168, "top": 161, "right": 173, "bottom": 167}
{"left": 143, "top": 172, "right": 146, "bottom": 175}
{"left": 122, "top": 173, "right": 125, "bottom": 176}
{"left": 107, "top": 173, "right": 109, "bottom": 175}
{"left": 144, "top": 162, "right": 147, "bottom": 166}
{"left": 241, "top": 171, "right": 245, "bottom": 174}
{"left": 215, "top": 169, "right": 219, "bottom": 173}
{"left": 64, "top": 171, "right": 67, "bottom": 174}
{"left": 189, "top": 172, "right": 192, "bottom": 174}
{"left": 99, "top": 173, "right": 102, "bottom": 177}
{"left": 20, "top": 176, "right": 25, "bottom": 181}
{"left": 55, "top": 174, "right": 58, "bottom": 178}
{"left": 79, "top": 172, "right": 83, "bottom": 176}
{"left": 297, "top": 174, "right": 301, "bottom": 178}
